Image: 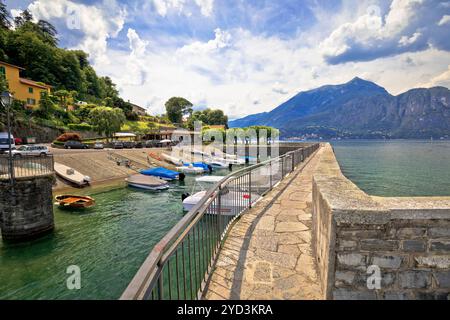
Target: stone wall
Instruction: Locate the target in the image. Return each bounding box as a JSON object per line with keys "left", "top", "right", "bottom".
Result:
{"left": 312, "top": 144, "right": 450, "bottom": 300}
{"left": 0, "top": 175, "right": 55, "bottom": 241}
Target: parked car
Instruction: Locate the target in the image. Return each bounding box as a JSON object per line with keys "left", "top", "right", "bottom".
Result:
{"left": 113, "top": 142, "right": 124, "bottom": 149}
{"left": 64, "top": 141, "right": 89, "bottom": 149}
{"left": 123, "top": 141, "right": 135, "bottom": 149}
{"left": 11, "top": 145, "right": 50, "bottom": 157}
{"left": 0, "top": 132, "right": 15, "bottom": 152}
{"left": 94, "top": 142, "right": 104, "bottom": 150}
{"left": 135, "top": 142, "right": 144, "bottom": 149}
{"left": 145, "top": 140, "right": 161, "bottom": 148}
{"left": 14, "top": 137, "right": 23, "bottom": 145}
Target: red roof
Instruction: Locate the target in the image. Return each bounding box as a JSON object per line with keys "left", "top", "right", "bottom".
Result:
{"left": 19, "top": 78, "right": 52, "bottom": 90}
{"left": 0, "top": 61, "right": 25, "bottom": 70}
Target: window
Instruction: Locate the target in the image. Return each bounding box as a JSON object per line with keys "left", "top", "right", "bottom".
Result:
{"left": 0, "top": 66, "right": 5, "bottom": 76}
{"left": 26, "top": 98, "right": 36, "bottom": 105}
{"left": 29, "top": 87, "right": 34, "bottom": 94}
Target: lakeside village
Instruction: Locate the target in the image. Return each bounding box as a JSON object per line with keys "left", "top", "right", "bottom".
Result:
{"left": 0, "top": 9, "right": 284, "bottom": 246}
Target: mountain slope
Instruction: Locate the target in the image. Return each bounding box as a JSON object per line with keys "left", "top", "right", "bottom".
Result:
{"left": 229, "top": 78, "right": 450, "bottom": 139}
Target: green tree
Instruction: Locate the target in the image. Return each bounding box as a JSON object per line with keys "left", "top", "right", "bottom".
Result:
{"left": 187, "top": 108, "right": 228, "bottom": 130}
{"left": 0, "top": 0, "right": 11, "bottom": 29}
{"left": 34, "top": 91, "right": 55, "bottom": 119}
{"left": 165, "top": 97, "right": 193, "bottom": 124}
{"left": 37, "top": 19, "right": 58, "bottom": 46}
{"left": 88, "top": 107, "right": 126, "bottom": 142}
{"left": 54, "top": 89, "right": 70, "bottom": 109}
{"left": 13, "top": 9, "right": 33, "bottom": 29}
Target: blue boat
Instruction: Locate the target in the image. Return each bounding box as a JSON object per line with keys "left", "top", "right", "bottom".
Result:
{"left": 184, "top": 162, "right": 212, "bottom": 172}
{"left": 140, "top": 167, "right": 180, "bottom": 181}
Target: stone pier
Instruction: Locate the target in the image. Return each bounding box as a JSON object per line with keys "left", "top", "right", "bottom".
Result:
{"left": 0, "top": 175, "right": 55, "bottom": 241}
{"left": 204, "top": 146, "right": 324, "bottom": 299}
{"left": 204, "top": 143, "right": 450, "bottom": 300}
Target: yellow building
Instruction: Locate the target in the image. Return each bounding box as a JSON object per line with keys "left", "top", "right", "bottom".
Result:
{"left": 0, "top": 61, "right": 52, "bottom": 108}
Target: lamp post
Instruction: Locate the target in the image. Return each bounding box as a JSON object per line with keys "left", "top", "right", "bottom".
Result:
{"left": 1, "top": 91, "right": 14, "bottom": 185}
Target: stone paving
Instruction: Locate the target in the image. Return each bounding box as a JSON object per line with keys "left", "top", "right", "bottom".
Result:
{"left": 204, "top": 147, "right": 324, "bottom": 300}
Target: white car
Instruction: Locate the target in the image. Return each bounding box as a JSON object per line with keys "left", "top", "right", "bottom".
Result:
{"left": 11, "top": 145, "right": 50, "bottom": 157}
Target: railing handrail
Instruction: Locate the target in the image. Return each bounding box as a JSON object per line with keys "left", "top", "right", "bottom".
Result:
{"left": 0, "top": 154, "right": 54, "bottom": 181}
{"left": 121, "top": 143, "right": 319, "bottom": 300}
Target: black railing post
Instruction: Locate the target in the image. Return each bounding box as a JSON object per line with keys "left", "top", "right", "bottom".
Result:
{"left": 248, "top": 171, "right": 252, "bottom": 209}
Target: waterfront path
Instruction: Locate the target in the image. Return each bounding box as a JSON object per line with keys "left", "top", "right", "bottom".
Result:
{"left": 204, "top": 146, "right": 324, "bottom": 300}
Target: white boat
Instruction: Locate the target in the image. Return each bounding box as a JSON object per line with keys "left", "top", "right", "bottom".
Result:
{"left": 161, "top": 153, "right": 184, "bottom": 166}
{"left": 126, "top": 174, "right": 170, "bottom": 190}
{"left": 205, "top": 159, "right": 230, "bottom": 169}
{"left": 176, "top": 164, "right": 204, "bottom": 174}
{"left": 213, "top": 156, "right": 246, "bottom": 165}
{"left": 54, "top": 163, "right": 91, "bottom": 187}
{"left": 182, "top": 176, "right": 260, "bottom": 215}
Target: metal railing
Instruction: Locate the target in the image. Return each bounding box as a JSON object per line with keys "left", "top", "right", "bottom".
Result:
{"left": 121, "top": 143, "right": 320, "bottom": 300}
{"left": 0, "top": 154, "right": 55, "bottom": 181}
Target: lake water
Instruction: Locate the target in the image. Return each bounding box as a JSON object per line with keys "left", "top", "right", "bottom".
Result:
{"left": 0, "top": 173, "right": 227, "bottom": 300}
{"left": 1, "top": 141, "right": 450, "bottom": 299}
{"left": 332, "top": 140, "right": 450, "bottom": 197}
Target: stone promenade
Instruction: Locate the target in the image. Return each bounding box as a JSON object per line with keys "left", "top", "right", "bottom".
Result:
{"left": 204, "top": 146, "right": 324, "bottom": 300}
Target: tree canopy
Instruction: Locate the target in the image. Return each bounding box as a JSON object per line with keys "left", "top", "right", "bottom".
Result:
{"left": 88, "top": 107, "right": 126, "bottom": 141}
{"left": 165, "top": 97, "right": 193, "bottom": 124}
{"left": 187, "top": 108, "right": 228, "bottom": 130}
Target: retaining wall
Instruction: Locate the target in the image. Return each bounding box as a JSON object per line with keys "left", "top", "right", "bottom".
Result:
{"left": 312, "top": 143, "right": 450, "bottom": 300}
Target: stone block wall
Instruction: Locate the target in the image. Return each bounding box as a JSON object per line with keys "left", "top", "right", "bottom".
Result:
{"left": 334, "top": 219, "right": 450, "bottom": 300}
{"left": 312, "top": 144, "right": 450, "bottom": 300}
{"left": 0, "top": 175, "right": 55, "bottom": 241}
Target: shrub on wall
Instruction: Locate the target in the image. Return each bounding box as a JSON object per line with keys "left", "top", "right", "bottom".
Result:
{"left": 56, "top": 132, "right": 82, "bottom": 142}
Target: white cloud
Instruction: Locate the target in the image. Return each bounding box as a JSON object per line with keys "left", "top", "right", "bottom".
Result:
{"left": 27, "top": 0, "right": 127, "bottom": 64}
{"left": 399, "top": 32, "right": 422, "bottom": 46}
{"left": 151, "top": 0, "right": 214, "bottom": 17}
{"left": 421, "top": 65, "right": 450, "bottom": 88}
{"left": 319, "top": 0, "right": 449, "bottom": 64}
{"left": 438, "top": 15, "right": 450, "bottom": 26}
{"left": 96, "top": 25, "right": 450, "bottom": 119}
{"left": 194, "top": 0, "right": 214, "bottom": 16}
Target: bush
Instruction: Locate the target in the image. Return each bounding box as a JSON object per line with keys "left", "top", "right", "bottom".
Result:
{"left": 56, "top": 132, "right": 82, "bottom": 142}
{"left": 68, "top": 123, "right": 93, "bottom": 131}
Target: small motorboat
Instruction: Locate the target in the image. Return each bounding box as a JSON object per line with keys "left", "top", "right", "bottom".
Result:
{"left": 55, "top": 195, "right": 95, "bottom": 208}
{"left": 126, "top": 174, "right": 170, "bottom": 190}
{"left": 205, "top": 159, "right": 231, "bottom": 170}
{"left": 161, "top": 153, "right": 184, "bottom": 166}
{"left": 177, "top": 162, "right": 213, "bottom": 174}
{"left": 182, "top": 176, "right": 260, "bottom": 214}
{"left": 54, "top": 163, "right": 91, "bottom": 187}
{"left": 140, "top": 167, "right": 183, "bottom": 181}
{"left": 176, "top": 164, "right": 204, "bottom": 175}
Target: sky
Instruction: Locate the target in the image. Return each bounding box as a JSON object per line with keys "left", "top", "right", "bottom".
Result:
{"left": 6, "top": 0, "right": 450, "bottom": 119}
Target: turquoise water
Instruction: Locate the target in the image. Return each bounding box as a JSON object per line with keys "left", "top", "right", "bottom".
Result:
{"left": 332, "top": 140, "right": 450, "bottom": 197}
{"left": 0, "top": 173, "right": 227, "bottom": 300}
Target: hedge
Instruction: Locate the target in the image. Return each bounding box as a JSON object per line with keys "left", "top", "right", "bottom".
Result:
{"left": 68, "top": 123, "right": 93, "bottom": 131}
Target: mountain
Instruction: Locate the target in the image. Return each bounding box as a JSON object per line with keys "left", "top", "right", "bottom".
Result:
{"left": 229, "top": 77, "right": 450, "bottom": 139}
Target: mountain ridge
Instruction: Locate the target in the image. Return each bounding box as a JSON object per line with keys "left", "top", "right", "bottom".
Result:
{"left": 229, "top": 78, "right": 450, "bottom": 139}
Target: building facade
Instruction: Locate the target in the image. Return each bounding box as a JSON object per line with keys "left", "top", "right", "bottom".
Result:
{"left": 0, "top": 61, "right": 52, "bottom": 108}
{"left": 130, "top": 103, "right": 147, "bottom": 116}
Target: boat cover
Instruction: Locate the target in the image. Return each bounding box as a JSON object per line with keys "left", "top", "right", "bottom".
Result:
{"left": 184, "top": 162, "right": 210, "bottom": 171}
{"left": 140, "top": 167, "right": 179, "bottom": 180}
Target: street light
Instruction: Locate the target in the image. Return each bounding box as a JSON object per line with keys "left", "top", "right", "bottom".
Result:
{"left": 1, "top": 91, "right": 14, "bottom": 185}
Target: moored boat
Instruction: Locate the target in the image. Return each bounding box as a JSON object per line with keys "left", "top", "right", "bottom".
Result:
{"left": 140, "top": 167, "right": 183, "bottom": 181}
{"left": 176, "top": 164, "right": 204, "bottom": 174}
{"left": 161, "top": 153, "right": 184, "bottom": 166}
{"left": 54, "top": 162, "right": 91, "bottom": 187}
{"left": 126, "top": 174, "right": 170, "bottom": 190}
{"left": 182, "top": 176, "right": 260, "bottom": 214}
{"left": 55, "top": 195, "right": 95, "bottom": 208}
